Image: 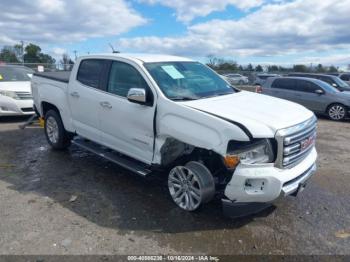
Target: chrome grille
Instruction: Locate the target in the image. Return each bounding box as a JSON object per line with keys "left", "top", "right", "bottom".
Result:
{"left": 275, "top": 116, "right": 317, "bottom": 168}
{"left": 15, "top": 91, "right": 33, "bottom": 100}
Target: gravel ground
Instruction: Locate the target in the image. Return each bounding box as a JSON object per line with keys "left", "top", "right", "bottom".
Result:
{"left": 0, "top": 116, "right": 349, "bottom": 255}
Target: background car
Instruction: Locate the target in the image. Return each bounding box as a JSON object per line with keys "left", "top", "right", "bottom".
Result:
{"left": 261, "top": 76, "right": 350, "bottom": 121}
{"left": 223, "top": 73, "right": 249, "bottom": 85}
{"left": 253, "top": 73, "right": 280, "bottom": 86}
{"left": 0, "top": 65, "right": 35, "bottom": 117}
{"left": 338, "top": 73, "right": 350, "bottom": 84}
{"left": 288, "top": 73, "right": 350, "bottom": 92}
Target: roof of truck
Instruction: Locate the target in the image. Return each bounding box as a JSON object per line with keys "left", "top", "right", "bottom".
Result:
{"left": 79, "top": 53, "right": 195, "bottom": 63}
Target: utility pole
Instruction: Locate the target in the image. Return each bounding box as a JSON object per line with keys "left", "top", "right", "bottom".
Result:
{"left": 20, "top": 40, "right": 24, "bottom": 65}
{"left": 73, "top": 50, "right": 77, "bottom": 61}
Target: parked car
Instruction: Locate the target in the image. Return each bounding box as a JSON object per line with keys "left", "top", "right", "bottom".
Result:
{"left": 262, "top": 77, "right": 350, "bottom": 121}
{"left": 31, "top": 53, "right": 317, "bottom": 215}
{"left": 288, "top": 73, "right": 350, "bottom": 92}
{"left": 223, "top": 73, "right": 249, "bottom": 85}
{"left": 0, "top": 65, "right": 35, "bottom": 116}
{"left": 253, "top": 74, "right": 280, "bottom": 86}
{"left": 338, "top": 73, "right": 350, "bottom": 85}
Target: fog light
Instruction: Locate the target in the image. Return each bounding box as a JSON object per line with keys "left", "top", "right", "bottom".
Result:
{"left": 244, "top": 179, "right": 267, "bottom": 194}
{"left": 0, "top": 106, "right": 9, "bottom": 111}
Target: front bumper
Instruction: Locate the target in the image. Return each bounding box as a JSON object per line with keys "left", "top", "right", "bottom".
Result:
{"left": 223, "top": 147, "right": 317, "bottom": 203}
{"left": 0, "top": 96, "right": 34, "bottom": 116}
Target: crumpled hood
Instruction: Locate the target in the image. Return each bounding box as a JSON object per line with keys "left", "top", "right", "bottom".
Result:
{"left": 0, "top": 81, "right": 31, "bottom": 92}
{"left": 182, "top": 91, "right": 314, "bottom": 138}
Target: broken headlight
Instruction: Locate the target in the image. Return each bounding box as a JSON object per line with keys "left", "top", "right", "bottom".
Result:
{"left": 227, "top": 139, "right": 274, "bottom": 165}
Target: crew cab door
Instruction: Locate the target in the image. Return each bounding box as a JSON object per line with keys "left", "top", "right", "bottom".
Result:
{"left": 68, "top": 59, "right": 109, "bottom": 141}
{"left": 295, "top": 79, "right": 328, "bottom": 112}
{"left": 99, "top": 60, "right": 156, "bottom": 164}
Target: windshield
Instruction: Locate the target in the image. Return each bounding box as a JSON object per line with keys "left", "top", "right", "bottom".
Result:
{"left": 316, "top": 80, "right": 339, "bottom": 93}
{"left": 144, "top": 61, "right": 235, "bottom": 100}
{"left": 0, "top": 66, "right": 32, "bottom": 82}
{"left": 333, "top": 76, "right": 349, "bottom": 88}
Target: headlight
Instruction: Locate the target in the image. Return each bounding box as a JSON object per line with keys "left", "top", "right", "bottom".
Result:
{"left": 225, "top": 139, "right": 274, "bottom": 167}
{"left": 0, "top": 90, "right": 20, "bottom": 99}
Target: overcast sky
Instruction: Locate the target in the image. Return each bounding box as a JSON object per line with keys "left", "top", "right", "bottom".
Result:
{"left": 1, "top": 0, "right": 350, "bottom": 67}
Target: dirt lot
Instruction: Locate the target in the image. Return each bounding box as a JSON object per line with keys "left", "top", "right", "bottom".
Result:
{"left": 0, "top": 116, "right": 349, "bottom": 255}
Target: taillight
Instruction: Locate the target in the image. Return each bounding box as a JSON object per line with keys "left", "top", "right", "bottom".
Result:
{"left": 255, "top": 85, "right": 262, "bottom": 93}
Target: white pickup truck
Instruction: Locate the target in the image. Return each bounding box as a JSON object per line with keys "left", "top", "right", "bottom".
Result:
{"left": 31, "top": 53, "right": 317, "bottom": 215}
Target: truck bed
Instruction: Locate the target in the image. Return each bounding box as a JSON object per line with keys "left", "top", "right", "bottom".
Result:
{"left": 34, "top": 71, "right": 71, "bottom": 83}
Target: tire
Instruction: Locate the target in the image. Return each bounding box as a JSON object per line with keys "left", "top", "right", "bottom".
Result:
{"left": 327, "top": 103, "right": 347, "bottom": 121}
{"left": 168, "top": 161, "right": 215, "bottom": 211}
{"left": 44, "top": 110, "right": 72, "bottom": 150}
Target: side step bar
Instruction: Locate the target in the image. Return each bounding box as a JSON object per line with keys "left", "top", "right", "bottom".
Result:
{"left": 72, "top": 137, "right": 152, "bottom": 176}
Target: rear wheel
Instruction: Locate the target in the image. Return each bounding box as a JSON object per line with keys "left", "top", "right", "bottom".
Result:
{"left": 44, "top": 110, "right": 72, "bottom": 150}
{"left": 327, "top": 104, "right": 346, "bottom": 121}
{"left": 168, "top": 161, "right": 215, "bottom": 211}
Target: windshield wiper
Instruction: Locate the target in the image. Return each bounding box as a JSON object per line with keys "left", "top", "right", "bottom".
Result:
{"left": 170, "top": 96, "right": 198, "bottom": 101}
{"left": 203, "top": 92, "right": 233, "bottom": 99}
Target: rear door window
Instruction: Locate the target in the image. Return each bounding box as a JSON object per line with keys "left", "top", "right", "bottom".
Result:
{"left": 271, "top": 78, "right": 296, "bottom": 90}
{"left": 340, "top": 74, "right": 350, "bottom": 81}
{"left": 77, "top": 59, "right": 106, "bottom": 89}
{"left": 296, "top": 80, "right": 320, "bottom": 93}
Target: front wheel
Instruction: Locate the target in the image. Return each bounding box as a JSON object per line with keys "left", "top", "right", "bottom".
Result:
{"left": 168, "top": 161, "right": 215, "bottom": 211}
{"left": 44, "top": 110, "right": 72, "bottom": 150}
{"left": 327, "top": 104, "right": 347, "bottom": 121}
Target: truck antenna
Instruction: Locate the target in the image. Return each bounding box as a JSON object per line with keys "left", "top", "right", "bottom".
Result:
{"left": 108, "top": 43, "right": 120, "bottom": 53}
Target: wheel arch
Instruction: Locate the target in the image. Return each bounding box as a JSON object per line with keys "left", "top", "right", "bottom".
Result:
{"left": 41, "top": 101, "right": 60, "bottom": 118}
{"left": 41, "top": 101, "right": 74, "bottom": 133}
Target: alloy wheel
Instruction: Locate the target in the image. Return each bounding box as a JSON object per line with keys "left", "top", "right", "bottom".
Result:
{"left": 46, "top": 116, "right": 59, "bottom": 144}
{"left": 168, "top": 166, "right": 202, "bottom": 211}
{"left": 329, "top": 105, "right": 345, "bottom": 120}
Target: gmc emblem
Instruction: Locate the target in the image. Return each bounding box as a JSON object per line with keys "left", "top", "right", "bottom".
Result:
{"left": 300, "top": 135, "right": 315, "bottom": 151}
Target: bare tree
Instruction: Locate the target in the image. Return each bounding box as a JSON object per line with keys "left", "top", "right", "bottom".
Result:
{"left": 60, "top": 53, "right": 74, "bottom": 71}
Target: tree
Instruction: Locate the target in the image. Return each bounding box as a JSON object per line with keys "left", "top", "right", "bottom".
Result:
{"left": 23, "top": 43, "right": 56, "bottom": 64}
{"left": 24, "top": 43, "right": 41, "bottom": 63}
{"left": 60, "top": 53, "right": 74, "bottom": 71}
{"left": 255, "top": 64, "right": 263, "bottom": 72}
{"left": 13, "top": 44, "right": 24, "bottom": 62}
{"left": 0, "top": 46, "right": 19, "bottom": 63}
{"left": 293, "top": 64, "right": 308, "bottom": 72}
{"left": 315, "top": 64, "right": 326, "bottom": 73}
{"left": 267, "top": 65, "right": 279, "bottom": 72}
{"left": 328, "top": 65, "right": 338, "bottom": 73}
{"left": 245, "top": 63, "right": 253, "bottom": 71}
{"left": 206, "top": 55, "right": 238, "bottom": 72}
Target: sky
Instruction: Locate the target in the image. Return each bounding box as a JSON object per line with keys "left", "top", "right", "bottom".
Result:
{"left": 1, "top": 0, "right": 350, "bottom": 68}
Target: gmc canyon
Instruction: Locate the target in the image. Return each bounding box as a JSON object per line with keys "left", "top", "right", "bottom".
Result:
{"left": 31, "top": 54, "right": 317, "bottom": 214}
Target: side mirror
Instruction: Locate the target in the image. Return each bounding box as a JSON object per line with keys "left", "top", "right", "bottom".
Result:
{"left": 127, "top": 88, "right": 146, "bottom": 104}
{"left": 315, "top": 89, "right": 324, "bottom": 95}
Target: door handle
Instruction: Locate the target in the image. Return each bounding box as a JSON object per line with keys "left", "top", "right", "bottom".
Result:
{"left": 70, "top": 92, "right": 80, "bottom": 98}
{"left": 99, "top": 101, "right": 112, "bottom": 109}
